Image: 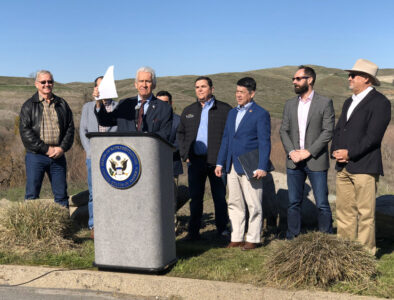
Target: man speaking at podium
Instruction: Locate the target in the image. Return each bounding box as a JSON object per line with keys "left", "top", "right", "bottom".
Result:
{"left": 95, "top": 66, "right": 173, "bottom": 141}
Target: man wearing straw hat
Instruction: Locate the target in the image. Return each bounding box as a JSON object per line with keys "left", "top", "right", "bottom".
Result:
{"left": 331, "top": 59, "right": 391, "bottom": 255}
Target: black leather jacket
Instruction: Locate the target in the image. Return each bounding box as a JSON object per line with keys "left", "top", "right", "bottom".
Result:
{"left": 19, "top": 92, "right": 74, "bottom": 154}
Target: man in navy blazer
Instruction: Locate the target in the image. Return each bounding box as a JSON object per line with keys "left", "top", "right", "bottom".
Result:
{"left": 215, "top": 77, "right": 271, "bottom": 250}
{"left": 95, "top": 66, "right": 172, "bottom": 141}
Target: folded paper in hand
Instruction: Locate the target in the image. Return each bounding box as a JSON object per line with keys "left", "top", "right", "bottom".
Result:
{"left": 237, "top": 149, "right": 274, "bottom": 180}
{"left": 96, "top": 65, "right": 118, "bottom": 100}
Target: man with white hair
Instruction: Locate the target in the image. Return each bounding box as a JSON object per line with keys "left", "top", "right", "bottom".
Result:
{"left": 331, "top": 59, "right": 391, "bottom": 255}
{"left": 95, "top": 66, "right": 172, "bottom": 140}
{"left": 19, "top": 70, "right": 74, "bottom": 207}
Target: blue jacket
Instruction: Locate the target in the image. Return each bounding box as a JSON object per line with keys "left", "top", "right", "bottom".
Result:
{"left": 216, "top": 101, "right": 271, "bottom": 174}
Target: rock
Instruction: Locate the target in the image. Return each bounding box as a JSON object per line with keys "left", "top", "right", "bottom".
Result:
{"left": 376, "top": 195, "right": 394, "bottom": 239}
{"left": 270, "top": 172, "right": 324, "bottom": 233}
{"left": 0, "top": 198, "right": 11, "bottom": 209}
{"left": 69, "top": 190, "right": 89, "bottom": 207}
{"left": 328, "top": 194, "right": 336, "bottom": 203}
{"left": 70, "top": 205, "right": 89, "bottom": 226}
{"left": 262, "top": 173, "right": 278, "bottom": 228}
{"left": 68, "top": 190, "right": 89, "bottom": 226}
{"left": 176, "top": 185, "right": 190, "bottom": 212}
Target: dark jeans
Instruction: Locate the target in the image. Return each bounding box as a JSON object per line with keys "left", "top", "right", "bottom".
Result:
{"left": 25, "top": 152, "right": 69, "bottom": 207}
{"left": 86, "top": 158, "right": 94, "bottom": 229}
{"left": 188, "top": 155, "right": 228, "bottom": 236}
{"left": 286, "top": 164, "right": 332, "bottom": 239}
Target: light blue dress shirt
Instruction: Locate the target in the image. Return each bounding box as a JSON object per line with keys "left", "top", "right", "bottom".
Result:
{"left": 137, "top": 94, "right": 153, "bottom": 114}
{"left": 235, "top": 100, "right": 254, "bottom": 131}
{"left": 194, "top": 98, "right": 214, "bottom": 155}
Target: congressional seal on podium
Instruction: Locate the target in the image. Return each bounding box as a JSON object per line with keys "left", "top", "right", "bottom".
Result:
{"left": 100, "top": 144, "right": 141, "bottom": 189}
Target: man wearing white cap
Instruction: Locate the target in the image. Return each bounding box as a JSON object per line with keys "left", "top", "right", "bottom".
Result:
{"left": 331, "top": 59, "right": 391, "bottom": 255}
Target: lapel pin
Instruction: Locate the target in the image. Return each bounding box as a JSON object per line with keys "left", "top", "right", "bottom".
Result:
{"left": 249, "top": 109, "right": 253, "bottom": 112}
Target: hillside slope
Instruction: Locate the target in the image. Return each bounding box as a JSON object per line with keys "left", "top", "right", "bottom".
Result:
{"left": 1, "top": 65, "right": 393, "bottom": 124}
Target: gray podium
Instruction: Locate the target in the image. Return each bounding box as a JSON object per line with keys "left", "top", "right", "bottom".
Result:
{"left": 87, "top": 132, "right": 176, "bottom": 272}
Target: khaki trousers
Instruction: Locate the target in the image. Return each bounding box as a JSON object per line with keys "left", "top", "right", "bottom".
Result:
{"left": 336, "top": 168, "right": 378, "bottom": 255}
{"left": 228, "top": 166, "right": 263, "bottom": 243}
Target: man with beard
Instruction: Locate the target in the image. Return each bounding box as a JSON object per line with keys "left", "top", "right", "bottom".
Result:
{"left": 279, "top": 66, "right": 334, "bottom": 239}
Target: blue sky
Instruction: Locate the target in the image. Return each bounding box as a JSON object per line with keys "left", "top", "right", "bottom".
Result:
{"left": 0, "top": 0, "right": 393, "bottom": 83}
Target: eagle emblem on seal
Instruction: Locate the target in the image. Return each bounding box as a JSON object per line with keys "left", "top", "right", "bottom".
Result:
{"left": 100, "top": 144, "right": 141, "bottom": 189}
{"left": 109, "top": 156, "right": 129, "bottom": 177}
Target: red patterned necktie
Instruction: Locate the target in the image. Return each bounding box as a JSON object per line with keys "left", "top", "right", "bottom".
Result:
{"left": 137, "top": 100, "right": 146, "bottom": 131}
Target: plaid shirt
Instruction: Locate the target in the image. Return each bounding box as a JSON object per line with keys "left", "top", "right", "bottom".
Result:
{"left": 39, "top": 95, "right": 60, "bottom": 145}
{"left": 98, "top": 100, "right": 113, "bottom": 132}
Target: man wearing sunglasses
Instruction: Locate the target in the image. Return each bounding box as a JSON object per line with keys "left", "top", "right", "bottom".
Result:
{"left": 19, "top": 70, "right": 74, "bottom": 207}
{"left": 331, "top": 59, "right": 391, "bottom": 255}
{"left": 280, "top": 66, "right": 334, "bottom": 240}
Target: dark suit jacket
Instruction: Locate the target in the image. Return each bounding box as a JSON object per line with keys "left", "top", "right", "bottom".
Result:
{"left": 95, "top": 95, "right": 173, "bottom": 141}
{"left": 331, "top": 88, "right": 391, "bottom": 175}
{"left": 279, "top": 92, "right": 335, "bottom": 171}
{"left": 216, "top": 101, "right": 271, "bottom": 174}
{"left": 177, "top": 97, "right": 232, "bottom": 165}
{"left": 170, "top": 113, "right": 183, "bottom": 176}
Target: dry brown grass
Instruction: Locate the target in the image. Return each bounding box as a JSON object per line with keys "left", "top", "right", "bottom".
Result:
{"left": 264, "top": 232, "right": 377, "bottom": 289}
{"left": 0, "top": 199, "right": 76, "bottom": 252}
{"left": 66, "top": 141, "right": 87, "bottom": 183}
{"left": 0, "top": 115, "right": 87, "bottom": 190}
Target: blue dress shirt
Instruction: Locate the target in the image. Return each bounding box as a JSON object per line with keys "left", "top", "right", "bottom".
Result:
{"left": 194, "top": 98, "right": 214, "bottom": 155}
{"left": 137, "top": 94, "right": 153, "bottom": 114}
{"left": 235, "top": 100, "right": 254, "bottom": 131}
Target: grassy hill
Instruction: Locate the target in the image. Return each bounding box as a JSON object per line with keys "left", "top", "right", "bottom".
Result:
{"left": 1, "top": 65, "right": 394, "bottom": 124}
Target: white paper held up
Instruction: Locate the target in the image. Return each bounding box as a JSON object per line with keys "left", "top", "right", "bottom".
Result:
{"left": 96, "top": 65, "right": 118, "bottom": 100}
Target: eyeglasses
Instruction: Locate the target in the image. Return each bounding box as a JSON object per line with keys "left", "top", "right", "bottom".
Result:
{"left": 348, "top": 73, "right": 359, "bottom": 79}
{"left": 38, "top": 80, "right": 54, "bottom": 85}
{"left": 292, "top": 76, "right": 309, "bottom": 81}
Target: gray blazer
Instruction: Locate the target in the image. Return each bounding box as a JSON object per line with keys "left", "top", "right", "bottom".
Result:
{"left": 80, "top": 100, "right": 118, "bottom": 158}
{"left": 279, "top": 92, "right": 334, "bottom": 171}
